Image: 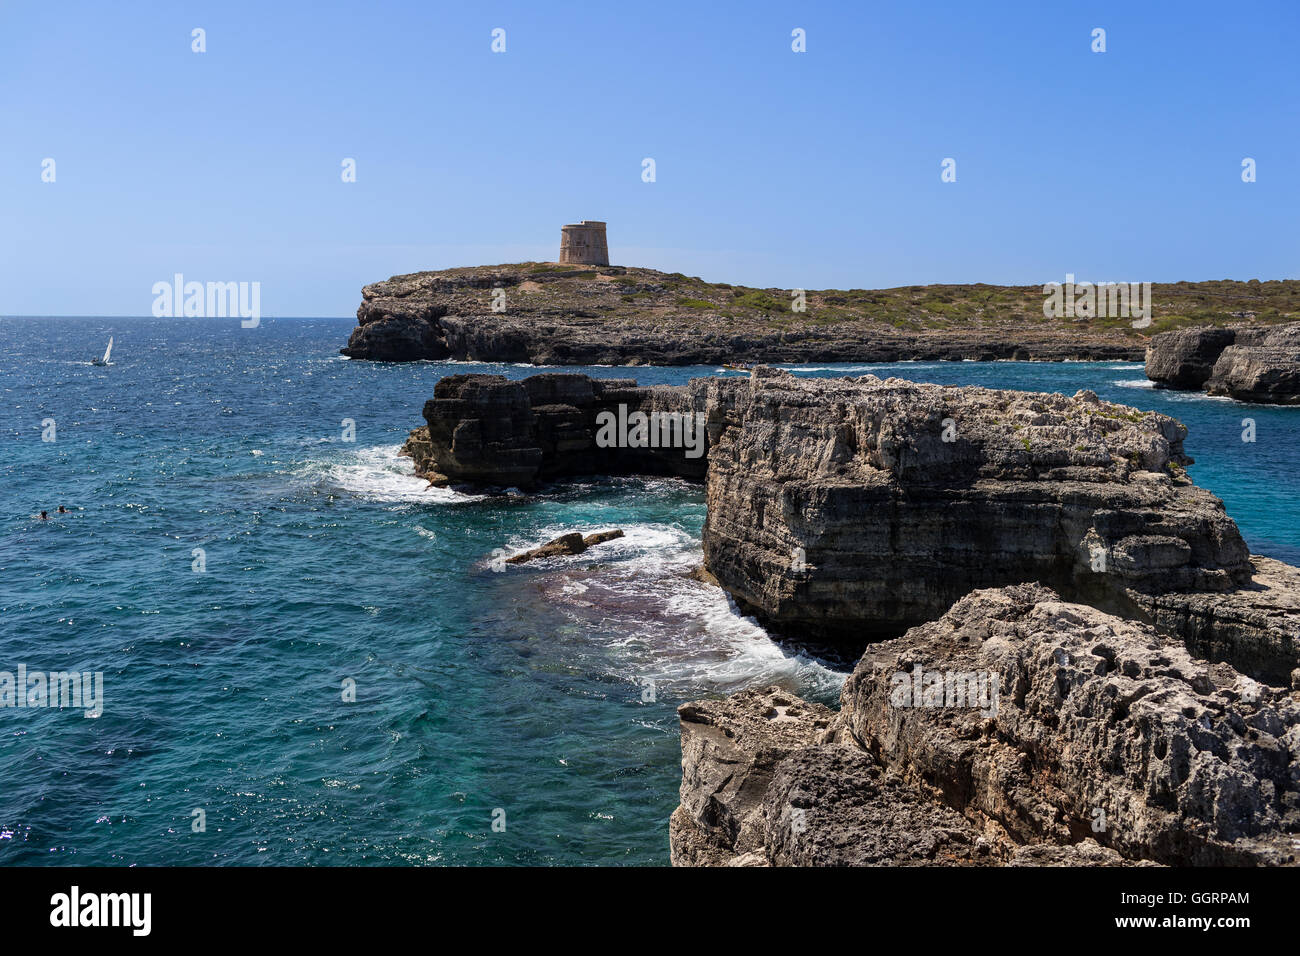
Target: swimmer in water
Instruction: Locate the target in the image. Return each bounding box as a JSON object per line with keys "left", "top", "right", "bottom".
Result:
{"left": 57, "top": 505, "right": 68, "bottom": 514}
{"left": 39, "top": 511, "right": 48, "bottom": 520}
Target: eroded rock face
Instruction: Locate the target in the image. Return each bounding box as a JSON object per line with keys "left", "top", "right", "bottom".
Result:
{"left": 700, "top": 369, "right": 1252, "bottom": 642}
{"left": 670, "top": 687, "right": 835, "bottom": 867}
{"left": 835, "top": 585, "right": 1300, "bottom": 866}
{"left": 671, "top": 586, "right": 1300, "bottom": 866}
{"left": 409, "top": 372, "right": 707, "bottom": 488}
{"left": 1145, "top": 327, "right": 1238, "bottom": 390}
{"left": 667, "top": 686, "right": 1082, "bottom": 867}
{"left": 1145, "top": 323, "right": 1300, "bottom": 404}
{"left": 1206, "top": 324, "right": 1300, "bottom": 404}
{"left": 420, "top": 374, "right": 542, "bottom": 486}
{"left": 761, "top": 744, "right": 1014, "bottom": 866}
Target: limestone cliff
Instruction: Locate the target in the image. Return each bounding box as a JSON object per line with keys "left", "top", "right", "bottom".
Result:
{"left": 404, "top": 372, "right": 706, "bottom": 487}
{"left": 1146, "top": 323, "right": 1300, "bottom": 404}
{"left": 1207, "top": 324, "right": 1300, "bottom": 404}
{"left": 698, "top": 368, "right": 1251, "bottom": 644}
{"left": 1145, "top": 327, "right": 1240, "bottom": 390}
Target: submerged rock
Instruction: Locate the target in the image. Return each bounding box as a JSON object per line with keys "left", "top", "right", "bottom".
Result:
{"left": 672, "top": 586, "right": 1300, "bottom": 866}
{"left": 504, "top": 529, "right": 625, "bottom": 564}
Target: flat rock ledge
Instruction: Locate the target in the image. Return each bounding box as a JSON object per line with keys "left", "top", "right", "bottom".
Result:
{"left": 1146, "top": 324, "right": 1300, "bottom": 404}
{"left": 672, "top": 585, "right": 1300, "bottom": 867}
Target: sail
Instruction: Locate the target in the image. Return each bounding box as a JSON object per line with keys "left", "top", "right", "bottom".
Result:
{"left": 102, "top": 337, "right": 113, "bottom": 364}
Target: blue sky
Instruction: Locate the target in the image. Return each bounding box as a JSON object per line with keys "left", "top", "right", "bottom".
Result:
{"left": 2, "top": 0, "right": 1297, "bottom": 316}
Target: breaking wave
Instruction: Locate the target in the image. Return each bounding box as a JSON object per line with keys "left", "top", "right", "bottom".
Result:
{"left": 297, "top": 444, "right": 484, "bottom": 504}
{"left": 510, "top": 521, "right": 847, "bottom": 701}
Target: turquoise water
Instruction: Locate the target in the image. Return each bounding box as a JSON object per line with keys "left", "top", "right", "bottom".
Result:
{"left": 2, "top": 317, "right": 1296, "bottom": 866}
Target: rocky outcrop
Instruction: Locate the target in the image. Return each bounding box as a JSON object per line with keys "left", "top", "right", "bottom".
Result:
{"left": 505, "top": 529, "right": 624, "bottom": 564}
{"left": 1206, "top": 324, "right": 1300, "bottom": 404}
{"left": 408, "top": 372, "right": 707, "bottom": 488}
{"left": 667, "top": 685, "right": 1099, "bottom": 867}
{"left": 672, "top": 586, "right": 1300, "bottom": 866}
{"left": 700, "top": 368, "right": 1253, "bottom": 642}
{"left": 397, "top": 366, "right": 1300, "bottom": 866}
{"left": 670, "top": 687, "right": 836, "bottom": 867}
{"left": 1145, "top": 327, "right": 1239, "bottom": 389}
{"left": 345, "top": 264, "right": 1164, "bottom": 365}
{"left": 406, "top": 368, "right": 1300, "bottom": 681}
{"left": 1145, "top": 323, "right": 1300, "bottom": 404}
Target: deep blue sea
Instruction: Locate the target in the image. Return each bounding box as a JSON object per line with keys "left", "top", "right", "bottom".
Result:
{"left": 2, "top": 317, "right": 1297, "bottom": 866}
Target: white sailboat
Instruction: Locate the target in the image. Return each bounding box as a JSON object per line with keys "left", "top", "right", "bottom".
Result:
{"left": 91, "top": 337, "right": 113, "bottom": 366}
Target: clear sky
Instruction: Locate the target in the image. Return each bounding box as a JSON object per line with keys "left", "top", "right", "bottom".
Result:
{"left": 2, "top": 0, "right": 1297, "bottom": 317}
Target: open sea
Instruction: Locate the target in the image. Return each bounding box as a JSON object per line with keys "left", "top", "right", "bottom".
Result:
{"left": 2, "top": 316, "right": 1296, "bottom": 866}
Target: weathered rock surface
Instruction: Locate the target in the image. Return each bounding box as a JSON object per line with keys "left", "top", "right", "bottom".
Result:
{"left": 700, "top": 368, "right": 1253, "bottom": 643}
{"left": 837, "top": 585, "right": 1300, "bottom": 866}
{"left": 669, "top": 685, "right": 1062, "bottom": 867}
{"left": 345, "top": 264, "right": 1163, "bottom": 365}
{"left": 670, "top": 687, "right": 835, "bottom": 867}
{"left": 672, "top": 586, "right": 1300, "bottom": 866}
{"left": 409, "top": 372, "right": 707, "bottom": 489}
{"left": 1130, "top": 556, "right": 1300, "bottom": 686}
{"left": 1145, "top": 327, "right": 1239, "bottom": 389}
{"left": 504, "top": 529, "right": 624, "bottom": 564}
{"left": 1145, "top": 323, "right": 1300, "bottom": 403}
{"left": 1206, "top": 324, "right": 1300, "bottom": 404}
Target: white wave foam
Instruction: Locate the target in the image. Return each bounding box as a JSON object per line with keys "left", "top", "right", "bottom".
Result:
{"left": 781, "top": 363, "right": 951, "bottom": 375}
{"left": 1112, "top": 378, "right": 1155, "bottom": 389}
{"left": 302, "top": 444, "right": 484, "bottom": 504}
{"left": 785, "top": 366, "right": 868, "bottom": 373}
{"left": 427, "top": 359, "right": 559, "bottom": 369}
{"left": 526, "top": 521, "right": 847, "bottom": 699}
{"left": 659, "top": 584, "right": 844, "bottom": 696}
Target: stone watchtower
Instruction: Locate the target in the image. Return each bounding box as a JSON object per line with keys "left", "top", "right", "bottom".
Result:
{"left": 558, "top": 221, "right": 609, "bottom": 266}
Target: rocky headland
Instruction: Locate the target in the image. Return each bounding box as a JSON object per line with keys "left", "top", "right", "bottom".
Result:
{"left": 402, "top": 367, "right": 1300, "bottom": 865}
{"left": 344, "top": 264, "right": 1300, "bottom": 366}
{"left": 1145, "top": 323, "right": 1300, "bottom": 404}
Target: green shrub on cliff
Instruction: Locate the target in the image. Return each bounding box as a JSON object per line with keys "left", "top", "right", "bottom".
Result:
{"left": 730, "top": 290, "right": 785, "bottom": 313}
